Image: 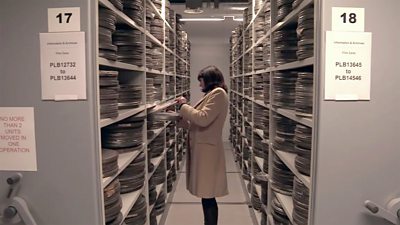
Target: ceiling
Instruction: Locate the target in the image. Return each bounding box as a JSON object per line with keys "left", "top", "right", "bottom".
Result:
{"left": 171, "top": 1, "right": 248, "bottom": 19}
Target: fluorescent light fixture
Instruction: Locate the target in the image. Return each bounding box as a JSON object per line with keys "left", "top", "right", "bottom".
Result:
{"left": 179, "top": 18, "right": 224, "bottom": 21}
{"left": 230, "top": 7, "right": 247, "bottom": 10}
{"left": 184, "top": 8, "right": 204, "bottom": 14}
{"left": 180, "top": 16, "right": 243, "bottom": 22}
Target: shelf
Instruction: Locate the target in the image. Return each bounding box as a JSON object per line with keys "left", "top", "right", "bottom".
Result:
{"left": 149, "top": 150, "right": 167, "bottom": 179}
{"left": 146, "top": 0, "right": 175, "bottom": 34}
{"left": 100, "top": 106, "right": 147, "bottom": 128}
{"left": 147, "top": 100, "right": 176, "bottom": 114}
{"left": 254, "top": 183, "right": 262, "bottom": 198}
{"left": 102, "top": 148, "right": 144, "bottom": 187}
{"left": 272, "top": 107, "right": 313, "bottom": 128}
{"left": 255, "top": 210, "right": 262, "bottom": 225}
{"left": 274, "top": 150, "right": 311, "bottom": 189}
{"left": 99, "top": 57, "right": 145, "bottom": 71}
{"left": 120, "top": 187, "right": 144, "bottom": 222}
{"left": 253, "top": 100, "right": 270, "bottom": 109}
{"left": 268, "top": 214, "right": 274, "bottom": 225}
{"left": 99, "top": 0, "right": 144, "bottom": 32}
{"left": 272, "top": 0, "right": 313, "bottom": 34}
{"left": 272, "top": 57, "right": 314, "bottom": 71}
{"left": 147, "top": 122, "right": 170, "bottom": 145}
{"left": 244, "top": 95, "right": 253, "bottom": 101}
{"left": 254, "top": 156, "right": 264, "bottom": 170}
{"left": 146, "top": 68, "right": 164, "bottom": 75}
{"left": 254, "top": 128, "right": 264, "bottom": 139}
{"left": 275, "top": 192, "right": 294, "bottom": 224}
{"left": 149, "top": 182, "right": 166, "bottom": 213}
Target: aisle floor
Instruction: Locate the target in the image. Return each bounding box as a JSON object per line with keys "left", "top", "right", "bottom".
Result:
{"left": 164, "top": 145, "right": 255, "bottom": 225}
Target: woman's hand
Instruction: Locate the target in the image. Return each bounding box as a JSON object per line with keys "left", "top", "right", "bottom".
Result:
{"left": 175, "top": 96, "right": 188, "bottom": 105}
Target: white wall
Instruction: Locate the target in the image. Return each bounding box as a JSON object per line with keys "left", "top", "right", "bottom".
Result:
{"left": 182, "top": 20, "right": 239, "bottom": 142}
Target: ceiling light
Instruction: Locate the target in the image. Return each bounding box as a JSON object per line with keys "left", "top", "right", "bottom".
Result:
{"left": 179, "top": 18, "right": 224, "bottom": 22}
{"left": 230, "top": 7, "right": 247, "bottom": 11}
{"left": 233, "top": 17, "right": 243, "bottom": 21}
{"left": 183, "top": 8, "right": 204, "bottom": 14}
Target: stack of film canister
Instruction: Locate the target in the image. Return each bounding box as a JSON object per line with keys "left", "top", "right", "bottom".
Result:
{"left": 152, "top": 76, "right": 163, "bottom": 101}
{"left": 110, "top": 0, "right": 123, "bottom": 10}
{"left": 272, "top": 196, "right": 292, "bottom": 225}
{"left": 146, "top": 41, "right": 154, "bottom": 70}
{"left": 263, "top": 142, "right": 269, "bottom": 173}
{"left": 146, "top": 78, "right": 156, "bottom": 104}
{"left": 99, "top": 7, "right": 118, "bottom": 61}
{"left": 166, "top": 146, "right": 174, "bottom": 170}
{"left": 295, "top": 124, "right": 312, "bottom": 176}
{"left": 99, "top": 70, "right": 119, "bottom": 119}
{"left": 152, "top": 0, "right": 162, "bottom": 11}
{"left": 254, "top": 9, "right": 265, "bottom": 41}
{"left": 254, "top": 74, "right": 264, "bottom": 101}
{"left": 102, "top": 149, "right": 119, "bottom": 178}
{"left": 113, "top": 26, "right": 143, "bottom": 66}
{"left": 273, "top": 113, "right": 297, "bottom": 153}
{"left": 148, "top": 132, "right": 165, "bottom": 159}
{"left": 146, "top": 3, "right": 155, "bottom": 31}
{"left": 263, "top": 73, "right": 270, "bottom": 105}
{"left": 254, "top": 43, "right": 265, "bottom": 71}
{"left": 147, "top": 46, "right": 163, "bottom": 71}
{"left": 271, "top": 155, "right": 294, "bottom": 195}
{"left": 149, "top": 164, "right": 166, "bottom": 193}
{"left": 102, "top": 116, "right": 144, "bottom": 153}
{"left": 295, "top": 71, "right": 313, "bottom": 116}
{"left": 292, "top": 0, "right": 303, "bottom": 8}
{"left": 124, "top": 195, "right": 147, "bottom": 225}
{"left": 292, "top": 177, "right": 309, "bottom": 225}
{"left": 152, "top": 189, "right": 166, "bottom": 216}
{"left": 148, "top": 185, "right": 157, "bottom": 207}
{"left": 264, "top": 1, "right": 271, "bottom": 32}
{"left": 263, "top": 36, "right": 271, "bottom": 68}
{"left": 104, "top": 179, "right": 123, "bottom": 225}
{"left": 253, "top": 133, "right": 265, "bottom": 159}
{"left": 276, "top": 0, "right": 294, "bottom": 22}
{"left": 297, "top": 5, "right": 314, "bottom": 60}
{"left": 122, "top": 0, "right": 144, "bottom": 27}
{"left": 274, "top": 25, "right": 298, "bottom": 66}
{"left": 254, "top": 104, "right": 268, "bottom": 133}
{"left": 251, "top": 180, "right": 262, "bottom": 211}
{"left": 273, "top": 71, "right": 298, "bottom": 109}
{"left": 243, "top": 76, "right": 251, "bottom": 96}
{"left": 118, "top": 152, "right": 146, "bottom": 193}
{"left": 118, "top": 84, "right": 142, "bottom": 109}
{"left": 254, "top": 0, "right": 264, "bottom": 12}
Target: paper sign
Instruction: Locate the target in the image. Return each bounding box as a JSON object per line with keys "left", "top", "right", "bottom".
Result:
{"left": 39, "top": 32, "right": 87, "bottom": 100}
{"left": 324, "top": 31, "right": 372, "bottom": 100}
{"left": 332, "top": 7, "right": 365, "bottom": 32}
{"left": 48, "top": 7, "right": 81, "bottom": 32}
{"left": 0, "top": 108, "right": 37, "bottom": 171}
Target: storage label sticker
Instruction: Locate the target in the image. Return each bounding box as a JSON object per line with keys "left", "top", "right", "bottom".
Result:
{"left": 48, "top": 7, "right": 80, "bottom": 32}
{"left": 325, "top": 7, "right": 371, "bottom": 100}
{"left": 39, "top": 32, "right": 87, "bottom": 100}
{"left": 0, "top": 108, "right": 37, "bottom": 171}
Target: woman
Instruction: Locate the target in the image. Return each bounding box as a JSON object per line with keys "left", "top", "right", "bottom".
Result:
{"left": 176, "top": 65, "right": 229, "bottom": 225}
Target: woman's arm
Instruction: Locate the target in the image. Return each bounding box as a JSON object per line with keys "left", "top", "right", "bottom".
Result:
{"left": 179, "top": 89, "right": 227, "bottom": 127}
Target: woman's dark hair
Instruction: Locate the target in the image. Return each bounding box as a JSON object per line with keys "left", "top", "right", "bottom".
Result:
{"left": 197, "top": 65, "right": 228, "bottom": 93}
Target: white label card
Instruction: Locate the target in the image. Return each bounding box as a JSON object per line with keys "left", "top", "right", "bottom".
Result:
{"left": 0, "top": 108, "right": 37, "bottom": 171}
{"left": 325, "top": 31, "right": 372, "bottom": 100}
{"left": 39, "top": 32, "right": 87, "bottom": 100}
{"left": 332, "top": 7, "right": 365, "bottom": 32}
{"left": 324, "top": 31, "right": 372, "bottom": 100}
{"left": 48, "top": 7, "right": 80, "bottom": 32}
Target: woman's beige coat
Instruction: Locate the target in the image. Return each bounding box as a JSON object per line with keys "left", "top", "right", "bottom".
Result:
{"left": 179, "top": 87, "right": 229, "bottom": 198}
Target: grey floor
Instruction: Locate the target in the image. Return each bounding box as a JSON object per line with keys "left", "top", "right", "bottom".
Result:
{"left": 164, "top": 143, "right": 255, "bottom": 225}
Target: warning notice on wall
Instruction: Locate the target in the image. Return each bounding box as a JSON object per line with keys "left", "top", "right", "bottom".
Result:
{"left": 0, "top": 108, "right": 37, "bottom": 171}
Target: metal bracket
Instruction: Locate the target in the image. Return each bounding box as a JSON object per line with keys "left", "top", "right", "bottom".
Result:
{"left": 365, "top": 198, "right": 400, "bottom": 224}
{"left": 0, "top": 174, "right": 37, "bottom": 225}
